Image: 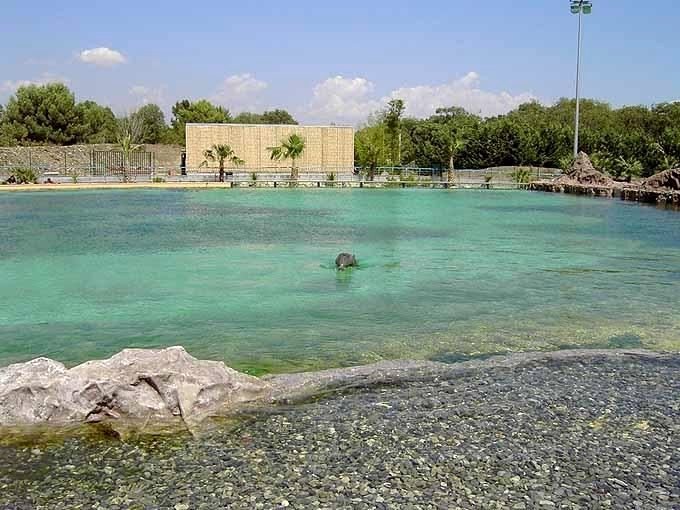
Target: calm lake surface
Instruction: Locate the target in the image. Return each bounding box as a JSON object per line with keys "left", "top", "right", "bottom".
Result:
{"left": 1, "top": 189, "right": 679, "bottom": 374}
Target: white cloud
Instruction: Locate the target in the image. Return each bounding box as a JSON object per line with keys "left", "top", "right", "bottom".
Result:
{"left": 307, "top": 76, "right": 382, "bottom": 125}
{"left": 129, "top": 85, "right": 165, "bottom": 105}
{"left": 0, "top": 73, "right": 70, "bottom": 94}
{"left": 388, "top": 72, "right": 535, "bottom": 118}
{"left": 79, "top": 47, "right": 126, "bottom": 67}
{"left": 305, "top": 72, "right": 536, "bottom": 124}
{"left": 212, "top": 73, "right": 268, "bottom": 110}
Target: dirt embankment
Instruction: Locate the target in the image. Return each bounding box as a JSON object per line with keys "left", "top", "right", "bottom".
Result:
{"left": 0, "top": 144, "right": 183, "bottom": 172}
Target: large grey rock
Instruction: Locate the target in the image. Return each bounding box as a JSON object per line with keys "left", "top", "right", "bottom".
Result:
{"left": 0, "top": 346, "right": 270, "bottom": 430}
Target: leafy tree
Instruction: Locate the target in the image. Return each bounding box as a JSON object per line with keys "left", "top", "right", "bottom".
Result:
{"left": 384, "top": 99, "right": 405, "bottom": 165}
{"left": 355, "top": 125, "right": 387, "bottom": 180}
{"left": 2, "top": 83, "right": 83, "bottom": 144}
{"left": 170, "top": 99, "right": 231, "bottom": 145}
{"left": 201, "top": 144, "right": 244, "bottom": 182}
{"left": 651, "top": 142, "right": 679, "bottom": 170}
{"left": 132, "top": 104, "right": 167, "bottom": 144}
{"left": 261, "top": 109, "right": 297, "bottom": 125}
{"left": 232, "top": 112, "right": 263, "bottom": 124}
{"left": 268, "top": 133, "right": 305, "bottom": 179}
{"left": 232, "top": 109, "right": 298, "bottom": 125}
{"left": 78, "top": 101, "right": 117, "bottom": 143}
{"left": 354, "top": 96, "right": 680, "bottom": 179}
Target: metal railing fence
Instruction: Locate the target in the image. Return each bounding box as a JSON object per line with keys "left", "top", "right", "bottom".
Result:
{"left": 0, "top": 164, "right": 562, "bottom": 186}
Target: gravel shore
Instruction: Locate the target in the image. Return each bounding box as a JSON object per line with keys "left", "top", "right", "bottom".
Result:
{"left": 1, "top": 351, "right": 678, "bottom": 509}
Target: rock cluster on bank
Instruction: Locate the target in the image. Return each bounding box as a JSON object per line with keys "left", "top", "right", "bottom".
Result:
{"left": 531, "top": 152, "right": 620, "bottom": 197}
{"left": 642, "top": 168, "right": 680, "bottom": 190}
{"left": 530, "top": 153, "right": 680, "bottom": 207}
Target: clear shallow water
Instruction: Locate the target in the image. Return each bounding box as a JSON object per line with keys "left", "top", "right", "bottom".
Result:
{"left": 1, "top": 189, "right": 679, "bottom": 374}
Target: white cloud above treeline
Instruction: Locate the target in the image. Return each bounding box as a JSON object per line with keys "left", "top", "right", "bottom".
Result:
{"left": 308, "top": 76, "right": 382, "bottom": 124}
{"left": 79, "top": 47, "right": 126, "bottom": 67}
{"left": 212, "top": 73, "right": 268, "bottom": 111}
{"left": 305, "top": 72, "right": 536, "bottom": 125}
{"left": 129, "top": 85, "right": 166, "bottom": 106}
{"left": 0, "top": 73, "right": 70, "bottom": 94}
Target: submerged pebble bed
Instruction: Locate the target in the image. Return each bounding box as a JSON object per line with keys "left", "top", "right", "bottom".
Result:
{"left": 1, "top": 353, "right": 679, "bottom": 509}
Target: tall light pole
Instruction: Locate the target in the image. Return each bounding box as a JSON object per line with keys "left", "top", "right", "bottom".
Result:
{"left": 571, "top": 0, "right": 592, "bottom": 158}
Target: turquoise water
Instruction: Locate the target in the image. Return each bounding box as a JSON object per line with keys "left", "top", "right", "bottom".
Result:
{"left": 1, "top": 189, "right": 679, "bottom": 374}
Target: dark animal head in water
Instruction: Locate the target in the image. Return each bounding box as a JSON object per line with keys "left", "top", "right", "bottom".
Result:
{"left": 335, "top": 252, "right": 357, "bottom": 270}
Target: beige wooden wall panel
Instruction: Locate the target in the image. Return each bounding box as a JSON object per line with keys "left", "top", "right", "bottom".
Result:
{"left": 186, "top": 124, "right": 354, "bottom": 172}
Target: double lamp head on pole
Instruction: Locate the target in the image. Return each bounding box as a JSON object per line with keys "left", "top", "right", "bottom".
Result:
{"left": 571, "top": 0, "right": 592, "bottom": 14}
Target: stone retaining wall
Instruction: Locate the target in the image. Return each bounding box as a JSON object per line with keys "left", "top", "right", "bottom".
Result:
{"left": 0, "top": 144, "right": 183, "bottom": 173}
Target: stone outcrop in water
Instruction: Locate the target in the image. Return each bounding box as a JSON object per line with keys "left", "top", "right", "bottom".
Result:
{"left": 0, "top": 347, "right": 270, "bottom": 431}
{"left": 642, "top": 168, "right": 680, "bottom": 190}
{"left": 555, "top": 152, "right": 615, "bottom": 187}
{"left": 530, "top": 152, "right": 623, "bottom": 197}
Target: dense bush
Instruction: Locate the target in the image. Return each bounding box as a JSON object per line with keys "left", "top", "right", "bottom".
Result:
{"left": 355, "top": 99, "right": 680, "bottom": 178}
{"left": 3, "top": 168, "right": 38, "bottom": 184}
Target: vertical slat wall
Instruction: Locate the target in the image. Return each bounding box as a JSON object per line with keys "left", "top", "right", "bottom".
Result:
{"left": 185, "top": 124, "right": 354, "bottom": 172}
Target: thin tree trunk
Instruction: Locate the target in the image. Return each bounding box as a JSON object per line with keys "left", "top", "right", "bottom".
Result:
{"left": 397, "top": 131, "right": 402, "bottom": 166}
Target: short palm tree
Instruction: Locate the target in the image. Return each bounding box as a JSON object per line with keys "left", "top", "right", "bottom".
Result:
{"left": 447, "top": 138, "right": 465, "bottom": 183}
{"left": 201, "top": 144, "right": 244, "bottom": 182}
{"left": 114, "top": 115, "right": 143, "bottom": 183}
{"left": 268, "top": 133, "right": 305, "bottom": 179}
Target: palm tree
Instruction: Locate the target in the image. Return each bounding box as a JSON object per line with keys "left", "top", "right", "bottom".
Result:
{"left": 446, "top": 138, "right": 466, "bottom": 183}
{"left": 201, "top": 144, "right": 244, "bottom": 182}
{"left": 114, "top": 115, "right": 143, "bottom": 183}
{"left": 268, "top": 133, "right": 305, "bottom": 180}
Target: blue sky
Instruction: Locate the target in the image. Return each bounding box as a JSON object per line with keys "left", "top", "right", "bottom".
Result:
{"left": 1, "top": 0, "right": 678, "bottom": 124}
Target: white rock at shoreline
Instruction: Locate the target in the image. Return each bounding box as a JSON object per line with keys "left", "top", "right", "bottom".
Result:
{"left": 0, "top": 346, "right": 270, "bottom": 429}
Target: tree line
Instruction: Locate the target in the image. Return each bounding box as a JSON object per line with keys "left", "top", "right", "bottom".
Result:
{"left": 2, "top": 83, "right": 679, "bottom": 178}
{"left": 0, "top": 83, "right": 297, "bottom": 147}
{"left": 356, "top": 99, "right": 680, "bottom": 179}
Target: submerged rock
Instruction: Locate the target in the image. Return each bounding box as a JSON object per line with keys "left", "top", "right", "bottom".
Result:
{"left": 0, "top": 346, "right": 270, "bottom": 430}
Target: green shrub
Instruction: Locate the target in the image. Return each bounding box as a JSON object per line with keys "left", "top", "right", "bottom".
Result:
{"left": 511, "top": 167, "right": 533, "bottom": 183}
{"left": 152, "top": 176, "right": 165, "bottom": 183}
{"left": 559, "top": 155, "right": 575, "bottom": 172}
{"left": 14, "top": 168, "right": 38, "bottom": 184}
